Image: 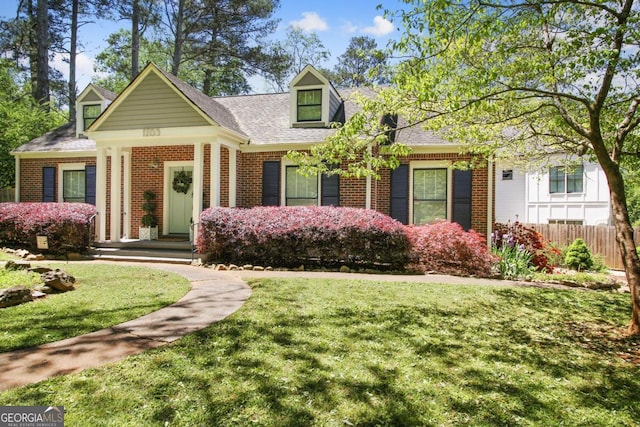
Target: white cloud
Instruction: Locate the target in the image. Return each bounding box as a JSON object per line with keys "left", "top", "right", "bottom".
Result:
{"left": 50, "top": 52, "right": 106, "bottom": 91}
{"left": 290, "top": 12, "right": 329, "bottom": 32}
{"left": 341, "top": 20, "right": 358, "bottom": 34}
{"left": 361, "top": 16, "right": 394, "bottom": 36}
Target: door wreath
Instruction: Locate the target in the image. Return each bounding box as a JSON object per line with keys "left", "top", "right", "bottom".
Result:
{"left": 172, "top": 170, "right": 192, "bottom": 194}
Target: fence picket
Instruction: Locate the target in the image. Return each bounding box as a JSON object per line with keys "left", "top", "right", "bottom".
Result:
{"left": 524, "top": 223, "right": 639, "bottom": 270}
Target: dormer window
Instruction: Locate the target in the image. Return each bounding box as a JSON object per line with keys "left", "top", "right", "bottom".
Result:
{"left": 83, "top": 104, "right": 101, "bottom": 130}
{"left": 297, "top": 89, "right": 322, "bottom": 122}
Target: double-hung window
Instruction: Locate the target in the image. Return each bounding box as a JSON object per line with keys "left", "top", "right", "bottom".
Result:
{"left": 297, "top": 89, "right": 322, "bottom": 122}
{"left": 63, "top": 170, "right": 86, "bottom": 202}
{"left": 83, "top": 104, "right": 101, "bottom": 130}
{"left": 413, "top": 168, "right": 448, "bottom": 225}
{"left": 550, "top": 165, "right": 583, "bottom": 194}
{"left": 286, "top": 166, "right": 318, "bottom": 206}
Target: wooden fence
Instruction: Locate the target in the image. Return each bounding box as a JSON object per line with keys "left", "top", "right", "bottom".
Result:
{"left": 525, "top": 223, "right": 640, "bottom": 270}
{"left": 0, "top": 188, "right": 14, "bottom": 202}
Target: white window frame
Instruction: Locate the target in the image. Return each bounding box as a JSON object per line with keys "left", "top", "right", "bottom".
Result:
{"left": 58, "top": 163, "right": 86, "bottom": 203}
{"left": 409, "top": 161, "right": 453, "bottom": 225}
{"left": 280, "top": 159, "right": 322, "bottom": 206}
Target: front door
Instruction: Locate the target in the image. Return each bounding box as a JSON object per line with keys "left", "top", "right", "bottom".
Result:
{"left": 168, "top": 166, "right": 194, "bottom": 234}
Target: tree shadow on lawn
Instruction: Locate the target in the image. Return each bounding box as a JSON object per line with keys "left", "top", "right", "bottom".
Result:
{"left": 4, "top": 284, "right": 640, "bottom": 426}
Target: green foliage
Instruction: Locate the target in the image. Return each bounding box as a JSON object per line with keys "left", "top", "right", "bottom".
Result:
{"left": 141, "top": 190, "right": 157, "bottom": 227}
{"left": 565, "top": 238, "right": 594, "bottom": 271}
{"left": 0, "top": 60, "right": 65, "bottom": 188}
{"left": 331, "top": 36, "right": 389, "bottom": 88}
{"left": 492, "top": 245, "right": 535, "bottom": 280}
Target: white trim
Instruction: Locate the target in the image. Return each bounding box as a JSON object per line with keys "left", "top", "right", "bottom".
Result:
{"left": 280, "top": 158, "right": 322, "bottom": 206}
{"left": 163, "top": 161, "right": 194, "bottom": 236}
{"left": 193, "top": 142, "right": 205, "bottom": 241}
{"left": 57, "top": 162, "right": 86, "bottom": 203}
{"left": 210, "top": 141, "right": 221, "bottom": 207}
{"left": 122, "top": 150, "right": 131, "bottom": 239}
{"left": 12, "top": 151, "right": 96, "bottom": 159}
{"left": 96, "top": 147, "right": 107, "bottom": 241}
{"left": 110, "top": 146, "right": 122, "bottom": 242}
{"left": 409, "top": 160, "right": 453, "bottom": 225}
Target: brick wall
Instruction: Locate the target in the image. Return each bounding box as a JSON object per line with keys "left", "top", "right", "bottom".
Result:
{"left": 19, "top": 157, "right": 97, "bottom": 202}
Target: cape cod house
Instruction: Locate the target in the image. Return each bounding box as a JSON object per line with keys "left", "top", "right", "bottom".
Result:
{"left": 11, "top": 63, "right": 494, "bottom": 242}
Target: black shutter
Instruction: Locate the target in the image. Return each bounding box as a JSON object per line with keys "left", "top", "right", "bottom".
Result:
{"left": 43, "top": 167, "right": 56, "bottom": 202}
{"left": 452, "top": 169, "right": 472, "bottom": 231}
{"left": 85, "top": 165, "right": 96, "bottom": 205}
{"left": 262, "top": 161, "right": 280, "bottom": 206}
{"left": 390, "top": 164, "right": 409, "bottom": 224}
{"left": 321, "top": 173, "right": 339, "bottom": 206}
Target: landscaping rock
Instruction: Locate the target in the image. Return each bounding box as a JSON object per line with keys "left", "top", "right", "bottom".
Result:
{"left": 229, "top": 264, "right": 239, "bottom": 271}
{"left": 215, "top": 264, "right": 228, "bottom": 271}
{"left": 28, "top": 266, "right": 53, "bottom": 274}
{"left": 253, "top": 266, "right": 264, "bottom": 271}
{"left": 34, "top": 285, "right": 54, "bottom": 294}
{"left": 25, "top": 254, "right": 45, "bottom": 261}
{"left": 40, "top": 269, "right": 76, "bottom": 292}
{"left": 31, "top": 290, "right": 47, "bottom": 299}
{"left": 15, "top": 249, "right": 30, "bottom": 259}
{"left": 0, "top": 286, "right": 33, "bottom": 308}
{"left": 560, "top": 279, "right": 581, "bottom": 288}
{"left": 4, "top": 260, "right": 31, "bottom": 271}
{"left": 585, "top": 281, "right": 621, "bottom": 291}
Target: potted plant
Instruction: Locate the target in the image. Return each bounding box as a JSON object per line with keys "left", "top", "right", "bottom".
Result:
{"left": 139, "top": 190, "right": 158, "bottom": 240}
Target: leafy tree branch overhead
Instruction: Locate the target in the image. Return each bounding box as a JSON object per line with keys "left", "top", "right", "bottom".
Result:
{"left": 319, "top": 0, "right": 640, "bottom": 334}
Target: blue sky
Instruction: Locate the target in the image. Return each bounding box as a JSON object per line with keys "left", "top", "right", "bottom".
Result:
{"left": 0, "top": 0, "right": 406, "bottom": 91}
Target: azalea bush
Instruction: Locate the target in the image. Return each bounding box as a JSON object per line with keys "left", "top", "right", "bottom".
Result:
{"left": 492, "top": 222, "right": 557, "bottom": 273}
{"left": 405, "top": 222, "right": 497, "bottom": 277}
{"left": 198, "top": 206, "right": 411, "bottom": 270}
{"left": 0, "top": 203, "right": 96, "bottom": 254}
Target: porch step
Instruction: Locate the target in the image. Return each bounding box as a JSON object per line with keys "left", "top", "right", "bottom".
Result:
{"left": 90, "top": 239, "right": 200, "bottom": 264}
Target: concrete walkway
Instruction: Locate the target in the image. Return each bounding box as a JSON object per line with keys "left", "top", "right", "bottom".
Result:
{"left": 0, "top": 263, "right": 251, "bottom": 391}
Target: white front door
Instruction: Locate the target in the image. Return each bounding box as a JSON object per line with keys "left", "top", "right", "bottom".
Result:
{"left": 168, "top": 166, "right": 194, "bottom": 234}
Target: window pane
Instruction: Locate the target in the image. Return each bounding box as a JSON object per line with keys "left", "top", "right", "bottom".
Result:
{"left": 567, "top": 165, "right": 583, "bottom": 193}
{"left": 414, "top": 201, "right": 447, "bottom": 225}
{"left": 297, "top": 89, "right": 321, "bottom": 121}
{"left": 413, "top": 168, "right": 447, "bottom": 224}
{"left": 298, "top": 105, "right": 321, "bottom": 121}
{"left": 83, "top": 104, "right": 101, "bottom": 130}
{"left": 286, "top": 166, "right": 317, "bottom": 206}
{"left": 63, "top": 170, "right": 86, "bottom": 203}
{"left": 549, "top": 166, "right": 565, "bottom": 193}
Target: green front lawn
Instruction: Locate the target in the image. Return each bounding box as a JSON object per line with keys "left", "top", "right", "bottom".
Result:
{"left": 0, "top": 263, "right": 190, "bottom": 352}
{"left": 1, "top": 278, "right": 638, "bottom": 426}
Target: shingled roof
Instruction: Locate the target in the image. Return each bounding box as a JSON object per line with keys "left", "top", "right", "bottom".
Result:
{"left": 12, "top": 122, "right": 95, "bottom": 153}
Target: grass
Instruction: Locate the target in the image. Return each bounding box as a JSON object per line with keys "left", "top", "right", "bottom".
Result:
{"left": 1, "top": 277, "right": 638, "bottom": 426}
{"left": 0, "top": 262, "right": 191, "bottom": 352}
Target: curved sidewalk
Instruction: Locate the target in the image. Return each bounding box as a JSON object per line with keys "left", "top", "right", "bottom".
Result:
{"left": 0, "top": 263, "right": 251, "bottom": 392}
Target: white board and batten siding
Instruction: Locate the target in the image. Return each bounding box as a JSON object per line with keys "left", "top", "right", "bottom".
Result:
{"left": 495, "top": 162, "right": 611, "bottom": 226}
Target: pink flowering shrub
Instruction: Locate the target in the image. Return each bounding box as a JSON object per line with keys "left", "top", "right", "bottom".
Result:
{"left": 198, "top": 206, "right": 411, "bottom": 270}
{"left": 0, "top": 203, "right": 96, "bottom": 254}
{"left": 405, "top": 222, "right": 497, "bottom": 277}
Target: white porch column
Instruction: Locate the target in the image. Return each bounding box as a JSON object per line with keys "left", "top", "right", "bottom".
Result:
{"left": 228, "top": 147, "right": 237, "bottom": 207}
{"left": 122, "top": 150, "right": 131, "bottom": 239}
{"left": 96, "top": 147, "right": 108, "bottom": 241}
{"left": 110, "top": 146, "right": 122, "bottom": 242}
{"left": 210, "top": 140, "right": 221, "bottom": 207}
{"left": 193, "top": 142, "right": 205, "bottom": 240}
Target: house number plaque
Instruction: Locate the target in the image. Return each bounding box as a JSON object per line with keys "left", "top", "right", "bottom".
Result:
{"left": 142, "top": 128, "right": 161, "bottom": 137}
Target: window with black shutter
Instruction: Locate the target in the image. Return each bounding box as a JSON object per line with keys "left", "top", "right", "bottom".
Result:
{"left": 390, "top": 164, "right": 409, "bottom": 224}
{"left": 452, "top": 169, "right": 472, "bottom": 231}
{"left": 43, "top": 167, "right": 56, "bottom": 202}
{"left": 262, "top": 161, "right": 280, "bottom": 206}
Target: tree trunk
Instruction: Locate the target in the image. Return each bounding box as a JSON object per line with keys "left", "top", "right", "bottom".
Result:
{"left": 35, "top": 0, "right": 49, "bottom": 108}
{"left": 131, "top": 0, "right": 140, "bottom": 79}
{"left": 602, "top": 162, "right": 640, "bottom": 335}
{"left": 68, "top": 0, "right": 78, "bottom": 121}
{"left": 170, "top": 0, "right": 185, "bottom": 76}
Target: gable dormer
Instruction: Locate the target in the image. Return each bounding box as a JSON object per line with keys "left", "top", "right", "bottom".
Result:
{"left": 75, "top": 84, "right": 117, "bottom": 137}
{"left": 289, "top": 65, "right": 343, "bottom": 128}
